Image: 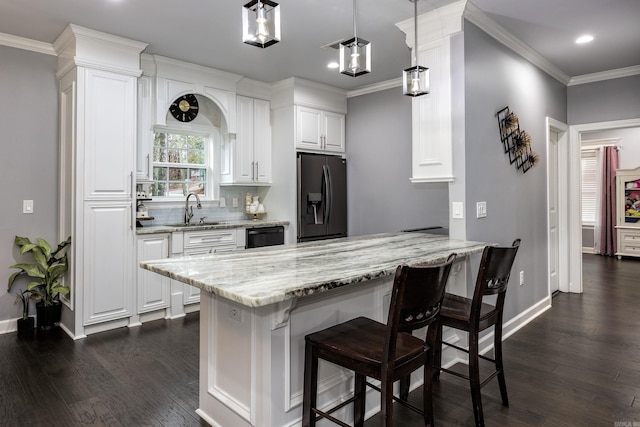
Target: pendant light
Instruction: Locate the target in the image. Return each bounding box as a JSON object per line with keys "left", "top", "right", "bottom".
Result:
{"left": 403, "top": 0, "right": 429, "bottom": 96}
{"left": 242, "top": 0, "right": 281, "bottom": 48}
{"left": 339, "top": 0, "right": 371, "bottom": 77}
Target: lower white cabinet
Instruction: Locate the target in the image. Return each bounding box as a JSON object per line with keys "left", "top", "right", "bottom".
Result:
{"left": 83, "top": 202, "right": 135, "bottom": 326}
{"left": 137, "top": 234, "right": 171, "bottom": 313}
{"left": 181, "top": 229, "right": 241, "bottom": 305}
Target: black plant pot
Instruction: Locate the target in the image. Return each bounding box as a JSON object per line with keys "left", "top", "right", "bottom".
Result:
{"left": 17, "top": 317, "right": 35, "bottom": 335}
{"left": 36, "top": 301, "right": 62, "bottom": 331}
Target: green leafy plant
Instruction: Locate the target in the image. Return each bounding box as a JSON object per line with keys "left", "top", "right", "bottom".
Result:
{"left": 8, "top": 236, "right": 71, "bottom": 307}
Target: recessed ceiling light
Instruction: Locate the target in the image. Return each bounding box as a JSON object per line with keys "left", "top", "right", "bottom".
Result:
{"left": 575, "top": 34, "right": 594, "bottom": 44}
{"left": 327, "top": 62, "right": 339, "bottom": 69}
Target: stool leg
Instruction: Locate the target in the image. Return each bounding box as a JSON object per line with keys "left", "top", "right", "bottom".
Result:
{"left": 381, "top": 377, "right": 394, "bottom": 427}
{"left": 399, "top": 374, "right": 410, "bottom": 401}
{"left": 302, "top": 340, "right": 318, "bottom": 427}
{"left": 469, "top": 331, "right": 484, "bottom": 427}
{"left": 424, "top": 328, "right": 437, "bottom": 427}
{"left": 433, "top": 322, "right": 443, "bottom": 381}
{"left": 494, "top": 322, "right": 509, "bottom": 407}
{"left": 354, "top": 373, "right": 366, "bottom": 427}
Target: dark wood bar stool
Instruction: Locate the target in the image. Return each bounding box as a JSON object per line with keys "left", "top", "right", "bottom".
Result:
{"left": 434, "top": 239, "right": 520, "bottom": 427}
{"left": 302, "top": 253, "right": 457, "bottom": 427}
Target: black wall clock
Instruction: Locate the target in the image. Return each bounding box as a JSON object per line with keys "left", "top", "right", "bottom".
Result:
{"left": 169, "top": 94, "right": 199, "bottom": 122}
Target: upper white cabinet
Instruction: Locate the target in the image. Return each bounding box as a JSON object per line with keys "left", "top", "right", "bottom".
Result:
{"left": 220, "top": 96, "right": 272, "bottom": 185}
{"left": 296, "top": 106, "right": 345, "bottom": 154}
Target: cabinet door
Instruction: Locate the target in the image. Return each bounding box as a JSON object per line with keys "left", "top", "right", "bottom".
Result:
{"left": 296, "top": 106, "right": 322, "bottom": 151}
{"left": 83, "top": 201, "right": 135, "bottom": 325}
{"left": 137, "top": 234, "right": 170, "bottom": 313}
{"left": 323, "top": 111, "right": 345, "bottom": 153}
{"left": 235, "top": 96, "right": 256, "bottom": 183}
{"left": 253, "top": 98, "right": 272, "bottom": 183}
{"left": 136, "top": 76, "right": 153, "bottom": 181}
{"left": 82, "top": 68, "right": 136, "bottom": 199}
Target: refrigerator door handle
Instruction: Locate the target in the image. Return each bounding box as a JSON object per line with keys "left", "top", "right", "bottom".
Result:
{"left": 323, "top": 164, "right": 332, "bottom": 225}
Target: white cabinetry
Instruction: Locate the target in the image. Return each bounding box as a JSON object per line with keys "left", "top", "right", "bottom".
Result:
{"left": 221, "top": 96, "right": 272, "bottom": 185}
{"left": 616, "top": 167, "right": 640, "bottom": 259}
{"left": 173, "top": 229, "right": 244, "bottom": 308}
{"left": 56, "top": 24, "right": 147, "bottom": 337}
{"left": 136, "top": 75, "right": 153, "bottom": 181}
{"left": 137, "top": 234, "right": 171, "bottom": 314}
{"left": 296, "top": 106, "right": 345, "bottom": 154}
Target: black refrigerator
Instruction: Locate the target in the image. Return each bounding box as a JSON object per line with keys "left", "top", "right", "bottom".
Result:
{"left": 297, "top": 153, "right": 347, "bottom": 242}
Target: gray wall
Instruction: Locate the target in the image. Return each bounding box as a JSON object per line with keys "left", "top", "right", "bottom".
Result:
{"left": 0, "top": 46, "right": 59, "bottom": 323}
{"left": 346, "top": 88, "right": 449, "bottom": 236}
{"left": 568, "top": 74, "right": 640, "bottom": 125}
{"left": 462, "top": 21, "right": 567, "bottom": 321}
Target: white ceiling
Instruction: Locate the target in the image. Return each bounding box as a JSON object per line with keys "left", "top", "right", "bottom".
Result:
{"left": 1, "top": 0, "right": 639, "bottom": 91}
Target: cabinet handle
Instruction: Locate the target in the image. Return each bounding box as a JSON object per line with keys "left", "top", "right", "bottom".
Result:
{"left": 201, "top": 236, "right": 223, "bottom": 242}
{"left": 146, "top": 154, "right": 150, "bottom": 177}
{"left": 129, "top": 204, "right": 133, "bottom": 230}
{"left": 251, "top": 161, "right": 255, "bottom": 181}
{"left": 255, "top": 161, "right": 259, "bottom": 181}
{"left": 129, "top": 171, "right": 134, "bottom": 199}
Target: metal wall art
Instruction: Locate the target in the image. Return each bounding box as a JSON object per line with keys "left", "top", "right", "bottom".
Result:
{"left": 496, "top": 106, "right": 540, "bottom": 173}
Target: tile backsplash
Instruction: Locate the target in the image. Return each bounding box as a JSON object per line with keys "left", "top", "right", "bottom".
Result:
{"left": 138, "top": 187, "right": 260, "bottom": 226}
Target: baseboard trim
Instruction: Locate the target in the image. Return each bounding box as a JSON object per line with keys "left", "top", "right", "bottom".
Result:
{"left": 0, "top": 317, "right": 20, "bottom": 334}
{"left": 478, "top": 295, "right": 552, "bottom": 356}
{"left": 582, "top": 247, "right": 596, "bottom": 254}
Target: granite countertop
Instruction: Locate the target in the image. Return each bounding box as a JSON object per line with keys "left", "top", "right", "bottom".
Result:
{"left": 140, "top": 232, "right": 488, "bottom": 308}
{"left": 136, "top": 219, "right": 289, "bottom": 235}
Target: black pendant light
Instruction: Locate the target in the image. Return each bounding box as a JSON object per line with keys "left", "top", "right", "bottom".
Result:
{"left": 339, "top": 0, "right": 371, "bottom": 77}
{"left": 403, "top": 0, "right": 429, "bottom": 96}
{"left": 242, "top": 0, "right": 281, "bottom": 48}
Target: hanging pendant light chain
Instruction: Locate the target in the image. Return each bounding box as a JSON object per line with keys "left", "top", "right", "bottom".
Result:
{"left": 413, "top": 0, "right": 418, "bottom": 66}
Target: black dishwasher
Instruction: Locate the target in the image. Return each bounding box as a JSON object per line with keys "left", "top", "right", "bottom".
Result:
{"left": 246, "top": 226, "right": 285, "bottom": 248}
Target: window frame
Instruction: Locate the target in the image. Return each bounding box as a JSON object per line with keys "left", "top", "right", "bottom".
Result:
{"left": 150, "top": 125, "right": 218, "bottom": 202}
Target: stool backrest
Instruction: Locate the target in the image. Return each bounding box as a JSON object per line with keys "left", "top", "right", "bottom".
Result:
{"left": 471, "top": 239, "right": 521, "bottom": 321}
{"left": 384, "top": 253, "right": 457, "bottom": 364}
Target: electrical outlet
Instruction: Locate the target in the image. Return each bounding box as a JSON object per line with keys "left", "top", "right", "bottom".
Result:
{"left": 519, "top": 271, "right": 524, "bottom": 286}
{"left": 219, "top": 197, "right": 226, "bottom": 208}
{"left": 232, "top": 198, "right": 238, "bottom": 208}
{"left": 229, "top": 306, "right": 241, "bottom": 322}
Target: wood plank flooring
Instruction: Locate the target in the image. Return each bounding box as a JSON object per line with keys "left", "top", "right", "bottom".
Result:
{"left": 1, "top": 254, "right": 639, "bottom": 426}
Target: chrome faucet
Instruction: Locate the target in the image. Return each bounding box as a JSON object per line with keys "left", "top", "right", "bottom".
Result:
{"left": 184, "top": 192, "right": 202, "bottom": 225}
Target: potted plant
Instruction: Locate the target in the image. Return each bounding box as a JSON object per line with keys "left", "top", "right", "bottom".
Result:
{"left": 15, "top": 289, "right": 34, "bottom": 335}
{"left": 7, "top": 235, "right": 71, "bottom": 330}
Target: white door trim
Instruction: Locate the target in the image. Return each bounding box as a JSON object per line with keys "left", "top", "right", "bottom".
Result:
{"left": 568, "top": 118, "right": 640, "bottom": 294}
{"left": 546, "top": 117, "right": 567, "bottom": 294}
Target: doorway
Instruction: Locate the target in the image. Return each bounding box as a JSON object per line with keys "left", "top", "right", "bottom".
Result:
{"left": 567, "top": 118, "right": 640, "bottom": 294}
{"left": 546, "top": 118, "right": 567, "bottom": 295}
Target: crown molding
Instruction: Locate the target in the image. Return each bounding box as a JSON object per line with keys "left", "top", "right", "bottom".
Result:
{"left": 0, "top": 31, "right": 55, "bottom": 56}
{"left": 347, "top": 78, "right": 403, "bottom": 98}
{"left": 568, "top": 65, "right": 640, "bottom": 86}
{"left": 462, "top": 1, "right": 571, "bottom": 85}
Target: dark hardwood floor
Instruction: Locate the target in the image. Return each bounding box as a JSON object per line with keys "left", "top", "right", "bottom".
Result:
{"left": 1, "top": 254, "right": 639, "bottom": 426}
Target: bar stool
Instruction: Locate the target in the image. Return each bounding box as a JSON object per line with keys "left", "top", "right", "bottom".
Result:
{"left": 302, "top": 253, "right": 457, "bottom": 427}
{"left": 434, "top": 239, "right": 520, "bottom": 427}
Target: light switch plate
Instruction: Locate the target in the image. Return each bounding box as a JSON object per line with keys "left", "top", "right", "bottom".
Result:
{"left": 476, "top": 201, "right": 487, "bottom": 218}
{"left": 452, "top": 202, "right": 464, "bottom": 219}
{"left": 23, "top": 200, "right": 34, "bottom": 214}
{"left": 219, "top": 197, "right": 226, "bottom": 208}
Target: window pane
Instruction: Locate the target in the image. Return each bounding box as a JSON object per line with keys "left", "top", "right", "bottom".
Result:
{"left": 153, "top": 166, "right": 167, "bottom": 181}
{"left": 188, "top": 135, "right": 205, "bottom": 150}
{"left": 581, "top": 153, "right": 597, "bottom": 224}
{"left": 168, "top": 134, "right": 187, "bottom": 149}
{"left": 167, "top": 182, "right": 187, "bottom": 196}
{"left": 154, "top": 133, "right": 166, "bottom": 148}
{"left": 188, "top": 150, "right": 205, "bottom": 164}
{"left": 169, "top": 167, "right": 188, "bottom": 181}
{"left": 153, "top": 146, "right": 166, "bottom": 162}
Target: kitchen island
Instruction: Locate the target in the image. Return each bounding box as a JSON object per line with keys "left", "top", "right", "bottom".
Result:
{"left": 141, "top": 232, "right": 487, "bottom": 427}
